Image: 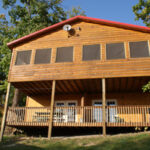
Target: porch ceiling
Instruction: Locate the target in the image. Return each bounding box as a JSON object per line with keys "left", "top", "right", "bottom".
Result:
{"left": 12, "top": 77, "right": 150, "bottom": 96}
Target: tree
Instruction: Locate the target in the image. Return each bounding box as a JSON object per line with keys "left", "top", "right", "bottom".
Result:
{"left": 0, "top": 14, "right": 14, "bottom": 105}
{"left": 0, "top": 0, "right": 86, "bottom": 106}
{"left": 143, "top": 81, "right": 150, "bottom": 92}
{"left": 67, "top": 6, "right": 86, "bottom": 18}
{"left": 133, "top": 0, "right": 150, "bottom": 27}
{"left": 2, "top": 0, "right": 67, "bottom": 36}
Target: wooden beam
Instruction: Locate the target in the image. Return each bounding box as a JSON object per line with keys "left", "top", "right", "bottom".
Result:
{"left": 0, "top": 83, "right": 11, "bottom": 141}
{"left": 102, "top": 78, "right": 106, "bottom": 136}
{"left": 48, "top": 80, "right": 56, "bottom": 139}
{"left": 81, "top": 95, "right": 85, "bottom": 122}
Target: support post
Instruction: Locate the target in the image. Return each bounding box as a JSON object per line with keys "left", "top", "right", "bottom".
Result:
{"left": 102, "top": 78, "right": 106, "bottom": 136}
{"left": 81, "top": 95, "right": 85, "bottom": 122}
{"left": 0, "top": 83, "right": 11, "bottom": 141}
{"left": 48, "top": 80, "right": 56, "bottom": 139}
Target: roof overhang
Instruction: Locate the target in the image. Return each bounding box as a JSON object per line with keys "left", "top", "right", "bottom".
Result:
{"left": 7, "top": 16, "right": 150, "bottom": 50}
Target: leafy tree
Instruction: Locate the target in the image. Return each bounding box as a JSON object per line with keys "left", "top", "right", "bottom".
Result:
{"left": 67, "top": 6, "right": 86, "bottom": 18}
{"left": 143, "top": 81, "right": 150, "bottom": 92}
{"left": 0, "top": 14, "right": 14, "bottom": 105}
{"left": 0, "top": 0, "right": 86, "bottom": 106}
{"left": 133, "top": 0, "right": 150, "bottom": 27}
{"left": 2, "top": 0, "right": 67, "bottom": 36}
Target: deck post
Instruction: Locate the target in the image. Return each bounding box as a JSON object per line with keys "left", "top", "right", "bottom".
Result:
{"left": 102, "top": 78, "right": 106, "bottom": 136}
{"left": 48, "top": 80, "right": 56, "bottom": 139}
{"left": 0, "top": 83, "right": 11, "bottom": 141}
{"left": 81, "top": 95, "right": 85, "bottom": 122}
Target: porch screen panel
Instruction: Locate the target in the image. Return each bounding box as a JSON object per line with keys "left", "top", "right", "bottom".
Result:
{"left": 56, "top": 46, "right": 73, "bottom": 62}
{"left": 34, "top": 48, "right": 51, "bottom": 64}
{"left": 129, "top": 41, "right": 150, "bottom": 58}
{"left": 15, "top": 50, "right": 32, "bottom": 65}
{"left": 106, "top": 43, "right": 125, "bottom": 60}
{"left": 82, "top": 44, "right": 100, "bottom": 61}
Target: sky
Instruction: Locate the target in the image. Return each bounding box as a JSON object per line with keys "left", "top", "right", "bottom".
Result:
{"left": 62, "top": 0, "right": 144, "bottom": 26}
{"left": 0, "top": 0, "right": 145, "bottom": 26}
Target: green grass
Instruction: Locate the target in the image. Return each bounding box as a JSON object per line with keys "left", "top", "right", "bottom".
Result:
{"left": 1, "top": 132, "right": 150, "bottom": 150}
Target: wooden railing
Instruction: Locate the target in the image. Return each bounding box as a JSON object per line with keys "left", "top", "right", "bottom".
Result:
{"left": 107, "top": 105, "right": 150, "bottom": 127}
{"left": 6, "top": 105, "right": 150, "bottom": 127}
{"left": 7, "top": 107, "right": 50, "bottom": 126}
{"left": 53, "top": 106, "right": 103, "bottom": 126}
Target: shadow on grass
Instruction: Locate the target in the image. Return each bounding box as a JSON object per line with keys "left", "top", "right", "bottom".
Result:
{"left": 0, "top": 137, "right": 42, "bottom": 150}
{"left": 1, "top": 133, "right": 150, "bottom": 150}
{"left": 0, "top": 144, "right": 42, "bottom": 150}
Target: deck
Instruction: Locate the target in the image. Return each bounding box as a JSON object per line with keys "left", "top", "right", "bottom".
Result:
{"left": 6, "top": 105, "right": 150, "bottom": 127}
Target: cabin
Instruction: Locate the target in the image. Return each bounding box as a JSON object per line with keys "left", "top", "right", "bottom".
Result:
{"left": 1, "top": 16, "right": 150, "bottom": 140}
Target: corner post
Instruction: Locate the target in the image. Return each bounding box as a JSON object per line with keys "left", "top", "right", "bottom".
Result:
{"left": 102, "top": 78, "right": 106, "bottom": 136}
{"left": 0, "top": 83, "right": 11, "bottom": 141}
{"left": 48, "top": 80, "right": 56, "bottom": 139}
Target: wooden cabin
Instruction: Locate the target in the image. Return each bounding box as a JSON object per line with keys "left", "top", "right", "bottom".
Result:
{"left": 1, "top": 16, "right": 150, "bottom": 139}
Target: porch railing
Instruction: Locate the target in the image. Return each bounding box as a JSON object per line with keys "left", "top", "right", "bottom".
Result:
{"left": 7, "top": 107, "right": 50, "bottom": 126}
{"left": 107, "top": 105, "right": 150, "bottom": 126}
{"left": 53, "top": 106, "right": 103, "bottom": 126}
{"left": 6, "top": 105, "right": 150, "bottom": 127}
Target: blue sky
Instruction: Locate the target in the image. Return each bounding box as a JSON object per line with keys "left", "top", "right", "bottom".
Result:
{"left": 62, "top": 0, "right": 144, "bottom": 26}
{"left": 0, "top": 0, "right": 145, "bottom": 26}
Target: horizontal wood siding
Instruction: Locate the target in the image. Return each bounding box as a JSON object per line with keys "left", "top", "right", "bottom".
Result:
{"left": 26, "top": 92, "right": 150, "bottom": 107}
{"left": 8, "top": 22, "right": 150, "bottom": 82}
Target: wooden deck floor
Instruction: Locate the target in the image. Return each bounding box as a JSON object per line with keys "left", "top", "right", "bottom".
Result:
{"left": 7, "top": 122, "right": 150, "bottom": 127}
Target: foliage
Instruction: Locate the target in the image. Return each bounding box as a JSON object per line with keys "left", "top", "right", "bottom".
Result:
{"left": 143, "top": 81, "right": 150, "bottom": 92}
{"left": 133, "top": 0, "right": 150, "bottom": 27}
{"left": 67, "top": 6, "right": 86, "bottom": 18}
{"left": 2, "top": 0, "right": 67, "bottom": 36}
{"left": 0, "top": 14, "right": 14, "bottom": 104}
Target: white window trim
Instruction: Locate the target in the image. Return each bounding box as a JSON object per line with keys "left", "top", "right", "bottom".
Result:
{"left": 55, "top": 100, "right": 78, "bottom": 107}
{"left": 92, "top": 99, "right": 117, "bottom": 105}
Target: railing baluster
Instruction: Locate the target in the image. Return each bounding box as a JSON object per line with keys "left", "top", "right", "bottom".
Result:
{"left": 6, "top": 105, "right": 150, "bottom": 128}
{"left": 142, "top": 106, "right": 144, "bottom": 126}
{"left": 146, "top": 106, "right": 148, "bottom": 125}
{"left": 119, "top": 106, "right": 121, "bottom": 126}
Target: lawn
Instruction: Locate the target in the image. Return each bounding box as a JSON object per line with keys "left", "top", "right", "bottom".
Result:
{"left": 1, "top": 132, "right": 150, "bottom": 150}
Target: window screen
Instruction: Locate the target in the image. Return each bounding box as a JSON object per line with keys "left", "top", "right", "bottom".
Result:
{"left": 34, "top": 48, "right": 51, "bottom": 64}
{"left": 106, "top": 43, "right": 125, "bottom": 60}
{"left": 56, "top": 47, "right": 73, "bottom": 62}
{"left": 129, "top": 41, "right": 150, "bottom": 58}
{"left": 15, "top": 50, "right": 31, "bottom": 65}
{"left": 82, "top": 44, "right": 100, "bottom": 61}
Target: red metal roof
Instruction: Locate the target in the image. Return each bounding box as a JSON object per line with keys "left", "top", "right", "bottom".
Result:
{"left": 7, "top": 15, "right": 150, "bottom": 50}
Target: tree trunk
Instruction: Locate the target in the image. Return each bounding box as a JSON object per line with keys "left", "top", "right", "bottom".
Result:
{"left": 12, "top": 89, "right": 22, "bottom": 107}
{"left": 0, "top": 95, "right": 2, "bottom": 105}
